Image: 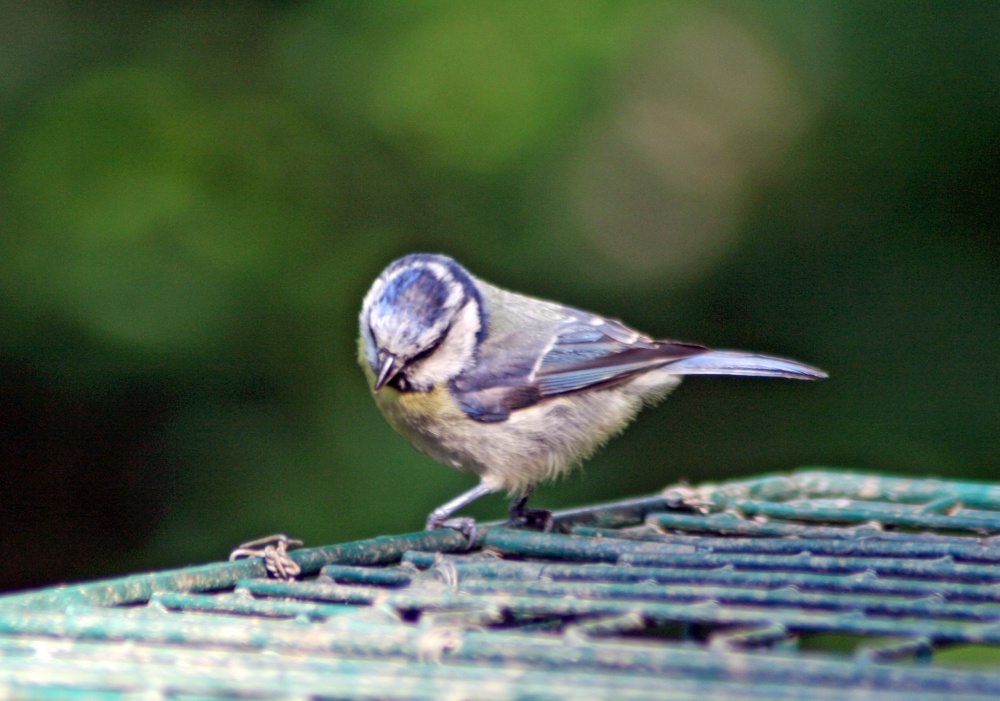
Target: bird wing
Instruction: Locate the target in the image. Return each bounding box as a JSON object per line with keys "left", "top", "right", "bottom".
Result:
{"left": 451, "top": 312, "right": 705, "bottom": 422}
{"left": 533, "top": 316, "right": 706, "bottom": 396}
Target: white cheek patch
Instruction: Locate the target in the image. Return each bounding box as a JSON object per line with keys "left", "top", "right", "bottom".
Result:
{"left": 406, "top": 301, "right": 481, "bottom": 390}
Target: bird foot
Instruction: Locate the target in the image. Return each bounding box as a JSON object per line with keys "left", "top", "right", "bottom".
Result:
{"left": 426, "top": 515, "right": 478, "bottom": 549}
{"left": 507, "top": 505, "right": 554, "bottom": 532}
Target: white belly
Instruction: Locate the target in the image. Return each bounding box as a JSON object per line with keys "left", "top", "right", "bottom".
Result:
{"left": 377, "top": 371, "right": 682, "bottom": 494}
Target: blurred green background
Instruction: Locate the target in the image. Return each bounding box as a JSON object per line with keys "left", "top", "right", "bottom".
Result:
{"left": 0, "top": 1, "right": 996, "bottom": 591}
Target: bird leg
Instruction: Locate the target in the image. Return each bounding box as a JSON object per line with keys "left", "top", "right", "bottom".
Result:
{"left": 507, "top": 488, "right": 553, "bottom": 532}
{"left": 425, "top": 480, "right": 495, "bottom": 547}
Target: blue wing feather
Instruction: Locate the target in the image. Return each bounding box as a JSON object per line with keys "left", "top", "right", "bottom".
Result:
{"left": 450, "top": 312, "right": 823, "bottom": 423}
{"left": 534, "top": 319, "right": 706, "bottom": 397}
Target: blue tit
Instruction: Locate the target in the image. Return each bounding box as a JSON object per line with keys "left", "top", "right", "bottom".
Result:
{"left": 359, "top": 253, "right": 826, "bottom": 538}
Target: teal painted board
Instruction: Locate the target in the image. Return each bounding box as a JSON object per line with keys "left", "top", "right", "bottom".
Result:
{"left": 2, "top": 469, "right": 1000, "bottom": 699}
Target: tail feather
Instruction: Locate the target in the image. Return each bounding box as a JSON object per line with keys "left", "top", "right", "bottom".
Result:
{"left": 667, "top": 350, "right": 827, "bottom": 380}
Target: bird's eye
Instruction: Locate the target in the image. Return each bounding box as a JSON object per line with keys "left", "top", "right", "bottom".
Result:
{"left": 385, "top": 337, "right": 443, "bottom": 393}
{"left": 390, "top": 375, "right": 411, "bottom": 392}
{"left": 386, "top": 348, "right": 432, "bottom": 392}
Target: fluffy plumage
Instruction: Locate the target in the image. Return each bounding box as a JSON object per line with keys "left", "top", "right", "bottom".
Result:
{"left": 359, "top": 253, "right": 826, "bottom": 534}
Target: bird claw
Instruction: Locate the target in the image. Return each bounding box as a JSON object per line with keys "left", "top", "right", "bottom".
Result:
{"left": 426, "top": 515, "right": 478, "bottom": 550}
{"left": 507, "top": 506, "right": 554, "bottom": 533}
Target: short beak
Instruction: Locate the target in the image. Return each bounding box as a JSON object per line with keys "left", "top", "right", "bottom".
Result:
{"left": 373, "top": 351, "right": 400, "bottom": 392}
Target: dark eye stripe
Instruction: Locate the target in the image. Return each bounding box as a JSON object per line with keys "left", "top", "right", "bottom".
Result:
{"left": 391, "top": 316, "right": 455, "bottom": 393}
{"left": 408, "top": 338, "right": 441, "bottom": 365}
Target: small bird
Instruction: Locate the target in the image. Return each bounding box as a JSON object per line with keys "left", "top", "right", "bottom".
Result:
{"left": 359, "top": 253, "right": 826, "bottom": 539}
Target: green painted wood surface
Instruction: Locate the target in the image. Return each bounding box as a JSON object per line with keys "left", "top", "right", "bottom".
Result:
{"left": 3, "top": 469, "right": 1000, "bottom": 699}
